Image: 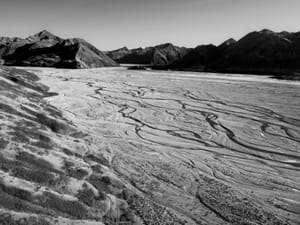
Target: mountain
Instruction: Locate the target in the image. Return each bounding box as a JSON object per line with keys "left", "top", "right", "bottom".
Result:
{"left": 211, "top": 29, "right": 300, "bottom": 75}
{"left": 169, "top": 29, "right": 300, "bottom": 78}
{"left": 0, "top": 30, "right": 118, "bottom": 68}
{"left": 169, "top": 44, "right": 219, "bottom": 70}
{"left": 106, "top": 43, "right": 191, "bottom": 66}
{"left": 0, "top": 37, "right": 28, "bottom": 59}
{"left": 217, "top": 38, "right": 237, "bottom": 53}
{"left": 26, "top": 30, "right": 61, "bottom": 42}
{"left": 104, "top": 47, "right": 130, "bottom": 61}
{"left": 151, "top": 43, "right": 191, "bottom": 66}
{"left": 109, "top": 46, "right": 153, "bottom": 65}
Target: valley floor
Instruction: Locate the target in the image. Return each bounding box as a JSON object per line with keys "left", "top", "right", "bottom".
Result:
{"left": 1, "top": 66, "right": 300, "bottom": 224}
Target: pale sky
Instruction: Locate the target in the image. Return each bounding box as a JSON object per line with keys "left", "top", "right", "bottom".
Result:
{"left": 0, "top": 0, "right": 299, "bottom": 50}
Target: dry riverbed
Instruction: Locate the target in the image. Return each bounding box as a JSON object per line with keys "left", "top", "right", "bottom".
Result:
{"left": 1, "top": 66, "right": 299, "bottom": 224}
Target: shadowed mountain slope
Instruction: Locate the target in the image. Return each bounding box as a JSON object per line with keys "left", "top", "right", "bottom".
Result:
{"left": 211, "top": 29, "right": 300, "bottom": 74}
{"left": 0, "top": 30, "right": 118, "bottom": 69}
{"left": 169, "top": 44, "right": 219, "bottom": 70}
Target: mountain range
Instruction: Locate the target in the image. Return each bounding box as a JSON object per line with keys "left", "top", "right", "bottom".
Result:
{"left": 107, "top": 29, "right": 300, "bottom": 79}
{"left": 0, "top": 29, "right": 300, "bottom": 78}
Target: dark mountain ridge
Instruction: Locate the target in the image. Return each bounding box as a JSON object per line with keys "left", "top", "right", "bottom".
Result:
{"left": 166, "top": 29, "right": 299, "bottom": 79}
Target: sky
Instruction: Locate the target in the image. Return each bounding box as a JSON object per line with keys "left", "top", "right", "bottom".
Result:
{"left": 0, "top": 0, "right": 299, "bottom": 50}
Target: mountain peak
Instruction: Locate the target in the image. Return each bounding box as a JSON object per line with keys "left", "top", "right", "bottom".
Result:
{"left": 38, "top": 29, "right": 53, "bottom": 35}
{"left": 26, "top": 30, "right": 61, "bottom": 42}
{"left": 155, "top": 43, "right": 174, "bottom": 48}
{"left": 219, "top": 38, "right": 236, "bottom": 47}
{"left": 258, "top": 29, "right": 275, "bottom": 35}
{"left": 114, "top": 47, "right": 129, "bottom": 52}
{"left": 121, "top": 46, "right": 129, "bottom": 51}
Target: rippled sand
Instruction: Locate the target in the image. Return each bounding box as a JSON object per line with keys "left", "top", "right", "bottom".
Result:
{"left": 25, "top": 67, "right": 300, "bottom": 224}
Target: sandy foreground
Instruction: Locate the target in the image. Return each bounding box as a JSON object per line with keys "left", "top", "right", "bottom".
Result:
{"left": 1, "top": 66, "right": 300, "bottom": 224}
